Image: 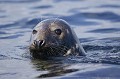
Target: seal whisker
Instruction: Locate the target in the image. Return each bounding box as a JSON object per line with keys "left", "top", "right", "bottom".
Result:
{"left": 40, "top": 16, "right": 43, "bottom": 22}
{"left": 50, "top": 46, "right": 61, "bottom": 56}
{"left": 49, "top": 46, "right": 62, "bottom": 56}
{"left": 53, "top": 45, "right": 68, "bottom": 56}
{"left": 53, "top": 17, "right": 59, "bottom": 24}
{"left": 49, "top": 47, "right": 55, "bottom": 56}
{"left": 59, "top": 45, "right": 75, "bottom": 56}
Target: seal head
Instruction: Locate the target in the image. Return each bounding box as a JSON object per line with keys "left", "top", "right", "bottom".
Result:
{"left": 29, "top": 19, "right": 85, "bottom": 59}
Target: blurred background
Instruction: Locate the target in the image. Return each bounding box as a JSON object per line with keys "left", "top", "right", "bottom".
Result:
{"left": 0, "top": 0, "right": 120, "bottom": 79}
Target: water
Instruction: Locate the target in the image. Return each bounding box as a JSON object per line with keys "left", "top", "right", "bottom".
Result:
{"left": 0, "top": 0, "right": 120, "bottom": 79}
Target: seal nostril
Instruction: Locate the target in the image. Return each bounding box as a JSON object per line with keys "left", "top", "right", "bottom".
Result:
{"left": 33, "top": 40, "right": 45, "bottom": 48}
{"left": 33, "top": 40, "right": 37, "bottom": 45}
{"left": 39, "top": 40, "right": 45, "bottom": 47}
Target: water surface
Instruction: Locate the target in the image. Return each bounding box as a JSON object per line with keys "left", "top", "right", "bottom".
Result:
{"left": 0, "top": 0, "right": 120, "bottom": 79}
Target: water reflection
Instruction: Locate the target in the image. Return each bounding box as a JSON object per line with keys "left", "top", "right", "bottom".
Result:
{"left": 31, "top": 59, "right": 79, "bottom": 78}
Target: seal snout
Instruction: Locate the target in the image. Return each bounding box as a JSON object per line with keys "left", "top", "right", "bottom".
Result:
{"left": 33, "top": 40, "right": 45, "bottom": 49}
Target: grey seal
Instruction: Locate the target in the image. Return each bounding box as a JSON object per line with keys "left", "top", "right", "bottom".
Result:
{"left": 29, "top": 18, "right": 85, "bottom": 59}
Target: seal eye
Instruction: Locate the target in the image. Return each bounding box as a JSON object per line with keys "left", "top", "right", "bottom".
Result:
{"left": 54, "top": 29, "right": 62, "bottom": 35}
{"left": 32, "top": 30, "right": 37, "bottom": 34}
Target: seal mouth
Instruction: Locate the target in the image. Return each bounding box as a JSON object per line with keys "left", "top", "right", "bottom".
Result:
{"left": 29, "top": 45, "right": 69, "bottom": 59}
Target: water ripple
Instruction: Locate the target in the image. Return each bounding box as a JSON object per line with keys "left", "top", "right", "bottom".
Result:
{"left": 98, "top": 5, "right": 120, "bottom": 8}
{"left": 0, "top": 34, "right": 23, "bottom": 39}
{"left": 0, "top": 0, "right": 40, "bottom": 3}
{"left": 87, "top": 28, "right": 120, "bottom": 33}
{"left": 0, "top": 0, "right": 120, "bottom": 79}
{"left": 31, "top": 5, "right": 52, "bottom": 9}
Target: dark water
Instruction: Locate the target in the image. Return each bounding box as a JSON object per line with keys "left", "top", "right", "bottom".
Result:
{"left": 0, "top": 0, "right": 120, "bottom": 79}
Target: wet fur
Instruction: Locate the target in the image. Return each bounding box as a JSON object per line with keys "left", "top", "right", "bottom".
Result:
{"left": 29, "top": 19, "right": 85, "bottom": 59}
